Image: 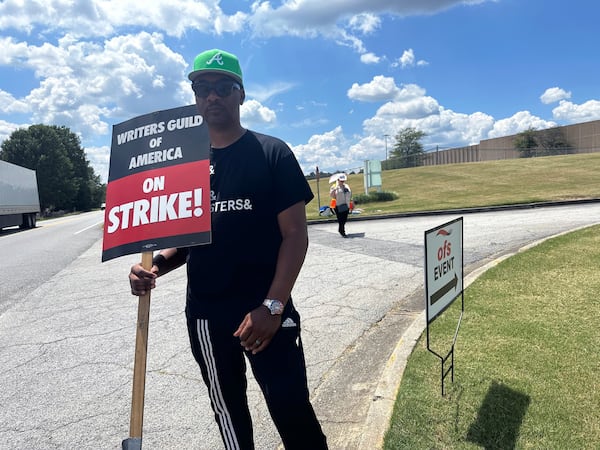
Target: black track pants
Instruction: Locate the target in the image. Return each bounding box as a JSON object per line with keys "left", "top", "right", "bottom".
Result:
{"left": 335, "top": 207, "right": 349, "bottom": 235}
{"left": 186, "top": 307, "right": 328, "bottom": 450}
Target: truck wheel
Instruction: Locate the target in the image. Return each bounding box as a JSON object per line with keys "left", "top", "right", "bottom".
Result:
{"left": 20, "top": 213, "right": 36, "bottom": 229}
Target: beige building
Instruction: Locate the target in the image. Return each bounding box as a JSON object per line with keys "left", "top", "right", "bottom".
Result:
{"left": 423, "top": 118, "right": 600, "bottom": 166}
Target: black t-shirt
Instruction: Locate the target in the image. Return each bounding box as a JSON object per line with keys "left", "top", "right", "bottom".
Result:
{"left": 185, "top": 130, "right": 314, "bottom": 321}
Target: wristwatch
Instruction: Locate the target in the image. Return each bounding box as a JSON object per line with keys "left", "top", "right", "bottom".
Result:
{"left": 262, "top": 298, "right": 284, "bottom": 315}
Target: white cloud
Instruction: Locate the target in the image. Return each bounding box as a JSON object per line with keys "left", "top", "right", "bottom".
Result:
{"left": 3, "top": 32, "right": 190, "bottom": 141}
{"left": 85, "top": 145, "right": 111, "bottom": 183}
{"left": 394, "top": 84, "right": 428, "bottom": 101}
{"left": 247, "top": 1, "right": 490, "bottom": 53}
{"left": 399, "top": 49, "right": 415, "bottom": 68}
{"left": 487, "top": 111, "right": 556, "bottom": 138}
{"left": 0, "top": 119, "right": 26, "bottom": 144}
{"left": 363, "top": 104, "right": 495, "bottom": 148}
{"left": 376, "top": 96, "right": 440, "bottom": 119}
{"left": 291, "top": 126, "right": 350, "bottom": 173}
{"left": 348, "top": 77, "right": 556, "bottom": 151}
{"left": 391, "top": 49, "right": 429, "bottom": 69}
{"left": 102, "top": 0, "right": 230, "bottom": 38}
{"left": 552, "top": 99, "right": 600, "bottom": 123}
{"left": 0, "top": 36, "right": 29, "bottom": 65}
{"left": 0, "top": 90, "right": 29, "bottom": 114}
{"left": 348, "top": 76, "right": 400, "bottom": 102}
{"left": 241, "top": 99, "right": 277, "bottom": 128}
{"left": 300, "top": 87, "right": 600, "bottom": 174}
{"left": 348, "top": 13, "right": 381, "bottom": 34}
{"left": 299, "top": 66, "right": 594, "bottom": 172}
{"left": 248, "top": 2, "right": 368, "bottom": 52}
{"left": 247, "top": 0, "right": 491, "bottom": 35}
{"left": 0, "top": 0, "right": 492, "bottom": 50}
{"left": 348, "top": 134, "right": 386, "bottom": 163}
{"left": 376, "top": 0, "right": 492, "bottom": 16}
{"left": 293, "top": 75, "right": 503, "bottom": 173}
{"left": 247, "top": 82, "right": 297, "bottom": 103}
{"left": 360, "top": 52, "right": 381, "bottom": 64}
{"left": 248, "top": 1, "right": 324, "bottom": 39}
{"left": 540, "top": 87, "right": 571, "bottom": 104}
{"left": 348, "top": 76, "right": 429, "bottom": 105}
{"left": 290, "top": 117, "right": 330, "bottom": 130}
{"left": 0, "top": 0, "right": 241, "bottom": 38}
{"left": 343, "top": 76, "right": 499, "bottom": 165}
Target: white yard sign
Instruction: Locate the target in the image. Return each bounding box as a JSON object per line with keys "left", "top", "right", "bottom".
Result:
{"left": 425, "top": 217, "right": 463, "bottom": 323}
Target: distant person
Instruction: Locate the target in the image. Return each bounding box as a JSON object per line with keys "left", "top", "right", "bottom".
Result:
{"left": 330, "top": 174, "right": 352, "bottom": 237}
{"left": 129, "top": 48, "right": 328, "bottom": 449}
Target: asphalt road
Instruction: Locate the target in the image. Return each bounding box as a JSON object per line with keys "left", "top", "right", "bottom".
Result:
{"left": 0, "top": 211, "right": 104, "bottom": 315}
{"left": 0, "top": 203, "right": 598, "bottom": 449}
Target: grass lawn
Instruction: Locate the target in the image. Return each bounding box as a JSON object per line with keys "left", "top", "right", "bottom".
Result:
{"left": 306, "top": 153, "right": 600, "bottom": 221}
{"left": 383, "top": 225, "right": 600, "bottom": 449}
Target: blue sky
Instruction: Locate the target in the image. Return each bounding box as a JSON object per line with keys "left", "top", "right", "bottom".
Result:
{"left": 1, "top": 0, "right": 599, "bottom": 182}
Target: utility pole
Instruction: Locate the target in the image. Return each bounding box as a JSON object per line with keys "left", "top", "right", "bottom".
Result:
{"left": 383, "top": 134, "right": 390, "bottom": 160}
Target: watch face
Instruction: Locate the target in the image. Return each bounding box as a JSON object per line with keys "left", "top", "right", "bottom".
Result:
{"left": 264, "top": 299, "right": 284, "bottom": 315}
{"left": 272, "top": 300, "right": 284, "bottom": 314}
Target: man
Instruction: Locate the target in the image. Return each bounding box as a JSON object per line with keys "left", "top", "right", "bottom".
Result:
{"left": 129, "top": 49, "right": 328, "bottom": 450}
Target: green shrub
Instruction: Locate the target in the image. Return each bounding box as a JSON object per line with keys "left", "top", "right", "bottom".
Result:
{"left": 353, "top": 191, "right": 398, "bottom": 204}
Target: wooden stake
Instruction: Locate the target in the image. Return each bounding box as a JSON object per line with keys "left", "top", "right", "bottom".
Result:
{"left": 123, "top": 251, "right": 153, "bottom": 449}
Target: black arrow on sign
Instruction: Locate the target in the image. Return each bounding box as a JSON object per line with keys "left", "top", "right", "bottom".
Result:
{"left": 430, "top": 273, "right": 458, "bottom": 305}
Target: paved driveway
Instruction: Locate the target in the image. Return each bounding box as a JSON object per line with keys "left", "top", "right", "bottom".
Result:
{"left": 0, "top": 202, "right": 598, "bottom": 449}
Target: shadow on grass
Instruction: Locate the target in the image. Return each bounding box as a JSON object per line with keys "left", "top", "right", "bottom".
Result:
{"left": 466, "top": 381, "right": 530, "bottom": 450}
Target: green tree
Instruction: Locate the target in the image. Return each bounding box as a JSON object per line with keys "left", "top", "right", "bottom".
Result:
{"left": 514, "top": 127, "right": 538, "bottom": 158}
{"left": 390, "top": 127, "right": 426, "bottom": 168}
{"left": 0, "top": 124, "right": 104, "bottom": 212}
{"left": 88, "top": 168, "right": 106, "bottom": 208}
{"left": 537, "top": 127, "right": 571, "bottom": 156}
{"left": 53, "top": 126, "right": 95, "bottom": 211}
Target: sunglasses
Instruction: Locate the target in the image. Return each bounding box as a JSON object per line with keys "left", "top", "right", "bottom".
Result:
{"left": 192, "top": 80, "right": 241, "bottom": 98}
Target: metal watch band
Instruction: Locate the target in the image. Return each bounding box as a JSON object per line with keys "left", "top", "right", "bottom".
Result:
{"left": 262, "top": 298, "right": 284, "bottom": 315}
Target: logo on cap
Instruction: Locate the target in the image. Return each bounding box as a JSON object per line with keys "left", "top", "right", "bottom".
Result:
{"left": 188, "top": 49, "right": 243, "bottom": 84}
{"left": 206, "top": 53, "right": 224, "bottom": 67}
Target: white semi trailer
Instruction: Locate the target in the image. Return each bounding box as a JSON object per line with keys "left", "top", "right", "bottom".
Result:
{"left": 0, "top": 160, "right": 41, "bottom": 230}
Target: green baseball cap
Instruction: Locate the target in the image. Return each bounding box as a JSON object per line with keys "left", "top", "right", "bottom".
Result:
{"left": 188, "top": 49, "right": 243, "bottom": 86}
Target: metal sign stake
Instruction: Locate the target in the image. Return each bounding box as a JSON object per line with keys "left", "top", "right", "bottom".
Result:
{"left": 424, "top": 217, "right": 464, "bottom": 396}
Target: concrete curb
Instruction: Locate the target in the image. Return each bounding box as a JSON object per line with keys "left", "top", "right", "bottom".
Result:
{"left": 357, "top": 311, "right": 426, "bottom": 450}
{"left": 308, "top": 198, "right": 600, "bottom": 225}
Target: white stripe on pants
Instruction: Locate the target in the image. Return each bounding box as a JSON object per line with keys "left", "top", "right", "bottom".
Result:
{"left": 196, "top": 319, "right": 240, "bottom": 450}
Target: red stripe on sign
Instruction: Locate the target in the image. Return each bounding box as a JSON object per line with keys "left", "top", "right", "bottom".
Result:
{"left": 102, "top": 160, "right": 211, "bottom": 252}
